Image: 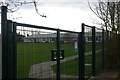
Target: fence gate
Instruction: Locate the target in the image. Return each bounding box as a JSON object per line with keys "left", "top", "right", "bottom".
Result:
{"left": 81, "top": 24, "right": 94, "bottom": 79}
{"left": 1, "top": 6, "right": 83, "bottom": 80}
{"left": 81, "top": 23, "right": 104, "bottom": 79}
{"left": 1, "top": 6, "right": 105, "bottom": 80}
{"left": 59, "top": 30, "right": 79, "bottom": 79}
{"left": 16, "top": 23, "right": 59, "bottom": 80}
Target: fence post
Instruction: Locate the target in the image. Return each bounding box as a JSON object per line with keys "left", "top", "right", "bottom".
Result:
{"left": 102, "top": 29, "right": 105, "bottom": 69}
{"left": 1, "top": 6, "right": 8, "bottom": 79}
{"left": 92, "top": 26, "right": 96, "bottom": 76}
{"left": 106, "top": 30, "right": 109, "bottom": 68}
{"left": 79, "top": 23, "right": 85, "bottom": 80}
{"left": 6, "top": 20, "right": 16, "bottom": 79}
{"left": 13, "top": 22, "right": 17, "bottom": 79}
{"left": 57, "top": 29, "right": 60, "bottom": 80}
{"left": 7, "top": 20, "right": 15, "bottom": 79}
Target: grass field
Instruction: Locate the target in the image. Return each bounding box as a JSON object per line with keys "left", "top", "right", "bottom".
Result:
{"left": 17, "top": 42, "right": 102, "bottom": 78}
{"left": 52, "top": 42, "right": 102, "bottom": 77}
{"left": 17, "top": 43, "right": 56, "bottom": 78}
{"left": 52, "top": 51, "right": 102, "bottom": 76}
{"left": 17, "top": 42, "right": 78, "bottom": 78}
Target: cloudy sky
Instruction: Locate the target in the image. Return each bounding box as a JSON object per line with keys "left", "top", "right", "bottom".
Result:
{"left": 1, "top": 0, "right": 110, "bottom": 32}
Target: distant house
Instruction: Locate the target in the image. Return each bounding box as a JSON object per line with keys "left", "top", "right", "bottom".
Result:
{"left": 24, "top": 33, "right": 57, "bottom": 43}
{"left": 24, "top": 33, "right": 77, "bottom": 43}
{"left": 23, "top": 32, "right": 102, "bottom": 43}
{"left": 85, "top": 32, "right": 102, "bottom": 42}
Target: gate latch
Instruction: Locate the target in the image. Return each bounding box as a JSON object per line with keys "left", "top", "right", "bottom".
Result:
{"left": 51, "top": 49, "right": 64, "bottom": 61}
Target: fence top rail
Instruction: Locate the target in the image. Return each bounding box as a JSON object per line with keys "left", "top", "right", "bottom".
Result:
{"left": 60, "top": 29, "right": 79, "bottom": 34}
{"left": 16, "top": 22, "right": 57, "bottom": 31}
{"left": 15, "top": 22, "right": 79, "bottom": 34}
{"left": 83, "top": 23, "right": 104, "bottom": 31}
{"left": 83, "top": 23, "right": 94, "bottom": 28}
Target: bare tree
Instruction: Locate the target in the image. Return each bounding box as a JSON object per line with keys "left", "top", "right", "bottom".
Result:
{"left": 88, "top": 0, "right": 120, "bottom": 69}
{"left": 32, "top": 0, "right": 47, "bottom": 18}
{"left": 0, "top": 0, "right": 47, "bottom": 18}
{"left": 88, "top": 0, "right": 119, "bottom": 33}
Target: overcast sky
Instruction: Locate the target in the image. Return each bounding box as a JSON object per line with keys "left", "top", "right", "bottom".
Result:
{"left": 12, "top": 1, "right": 103, "bottom": 31}
{"left": 1, "top": 0, "right": 112, "bottom": 33}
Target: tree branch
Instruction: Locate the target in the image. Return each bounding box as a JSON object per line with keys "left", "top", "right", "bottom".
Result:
{"left": 33, "top": 0, "right": 47, "bottom": 18}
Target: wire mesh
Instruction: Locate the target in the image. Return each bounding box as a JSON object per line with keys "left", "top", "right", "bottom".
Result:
{"left": 16, "top": 25, "right": 57, "bottom": 80}
{"left": 59, "top": 31, "right": 79, "bottom": 79}
{"left": 0, "top": 34, "right": 1, "bottom": 79}
{"left": 104, "top": 31, "right": 119, "bottom": 68}
{"left": 104, "top": 30, "right": 113, "bottom": 68}
{"left": 95, "top": 28, "right": 103, "bottom": 73}
{"left": 84, "top": 26, "right": 92, "bottom": 78}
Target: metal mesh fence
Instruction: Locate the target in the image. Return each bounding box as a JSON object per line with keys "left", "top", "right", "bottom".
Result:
{"left": 104, "top": 31, "right": 113, "bottom": 68}
{"left": 16, "top": 25, "right": 57, "bottom": 79}
{"left": 104, "top": 31, "right": 118, "bottom": 68}
{"left": 59, "top": 31, "right": 79, "bottom": 79}
{"left": 15, "top": 22, "right": 111, "bottom": 79}
{"left": 84, "top": 26, "right": 92, "bottom": 78}
{"left": 103, "top": 30, "right": 108, "bottom": 68}
{"left": 95, "top": 28, "right": 103, "bottom": 73}
{"left": 2, "top": 6, "right": 120, "bottom": 80}
{"left": 0, "top": 34, "right": 1, "bottom": 79}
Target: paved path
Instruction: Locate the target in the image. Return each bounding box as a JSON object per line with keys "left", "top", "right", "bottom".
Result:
{"left": 29, "top": 55, "right": 78, "bottom": 78}
{"left": 29, "top": 49, "right": 102, "bottom": 79}
{"left": 89, "top": 69, "right": 118, "bottom": 80}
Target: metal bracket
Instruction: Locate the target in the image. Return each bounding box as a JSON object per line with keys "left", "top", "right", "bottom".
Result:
{"left": 51, "top": 49, "right": 64, "bottom": 61}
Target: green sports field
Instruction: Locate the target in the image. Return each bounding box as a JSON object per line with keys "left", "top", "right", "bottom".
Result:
{"left": 52, "top": 43, "right": 102, "bottom": 77}
{"left": 52, "top": 51, "right": 102, "bottom": 76}
{"left": 17, "top": 42, "right": 102, "bottom": 78}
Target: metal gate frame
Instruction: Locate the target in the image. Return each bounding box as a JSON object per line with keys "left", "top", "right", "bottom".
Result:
{"left": 15, "top": 22, "right": 81, "bottom": 80}
{"left": 1, "top": 6, "right": 82, "bottom": 80}
{"left": 81, "top": 23, "right": 105, "bottom": 79}
{"left": 1, "top": 6, "right": 17, "bottom": 79}
{"left": 1, "top": 6, "right": 105, "bottom": 80}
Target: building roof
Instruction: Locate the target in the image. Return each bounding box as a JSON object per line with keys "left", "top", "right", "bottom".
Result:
{"left": 24, "top": 32, "right": 102, "bottom": 39}
{"left": 24, "top": 33, "right": 78, "bottom": 39}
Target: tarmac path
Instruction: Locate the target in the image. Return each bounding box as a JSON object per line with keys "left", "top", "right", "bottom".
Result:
{"left": 29, "top": 49, "right": 102, "bottom": 79}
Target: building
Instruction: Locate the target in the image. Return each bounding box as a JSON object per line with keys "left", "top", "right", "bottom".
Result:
{"left": 85, "top": 32, "right": 102, "bottom": 42}
{"left": 23, "top": 32, "right": 102, "bottom": 43}
{"left": 24, "top": 33, "right": 77, "bottom": 43}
